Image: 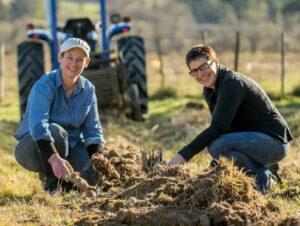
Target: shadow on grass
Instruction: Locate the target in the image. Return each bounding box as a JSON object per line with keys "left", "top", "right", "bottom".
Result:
{"left": 0, "top": 191, "right": 33, "bottom": 206}
{"left": 149, "top": 88, "right": 178, "bottom": 100}
{"left": 0, "top": 119, "right": 19, "bottom": 153}
{"left": 1, "top": 118, "right": 18, "bottom": 131}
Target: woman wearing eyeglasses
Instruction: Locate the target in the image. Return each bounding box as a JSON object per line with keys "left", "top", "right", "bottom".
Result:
{"left": 168, "top": 44, "right": 293, "bottom": 194}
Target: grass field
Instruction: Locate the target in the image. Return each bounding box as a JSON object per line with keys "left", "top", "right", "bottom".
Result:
{"left": 0, "top": 52, "right": 299, "bottom": 225}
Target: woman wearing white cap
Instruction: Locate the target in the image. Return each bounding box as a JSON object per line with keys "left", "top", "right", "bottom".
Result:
{"left": 14, "top": 38, "right": 105, "bottom": 194}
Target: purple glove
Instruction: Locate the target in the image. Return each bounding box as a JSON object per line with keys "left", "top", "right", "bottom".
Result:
{"left": 168, "top": 154, "right": 186, "bottom": 167}
{"left": 48, "top": 153, "right": 72, "bottom": 181}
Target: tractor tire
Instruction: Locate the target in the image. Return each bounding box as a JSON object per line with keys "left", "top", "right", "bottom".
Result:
{"left": 117, "top": 36, "right": 148, "bottom": 120}
{"left": 17, "top": 41, "right": 44, "bottom": 118}
{"left": 128, "top": 83, "right": 142, "bottom": 121}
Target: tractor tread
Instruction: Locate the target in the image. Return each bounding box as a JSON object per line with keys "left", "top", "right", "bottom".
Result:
{"left": 17, "top": 41, "right": 44, "bottom": 119}
{"left": 118, "top": 36, "right": 148, "bottom": 116}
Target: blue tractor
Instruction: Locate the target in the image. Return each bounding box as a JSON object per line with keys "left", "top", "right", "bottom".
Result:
{"left": 17, "top": 0, "right": 148, "bottom": 121}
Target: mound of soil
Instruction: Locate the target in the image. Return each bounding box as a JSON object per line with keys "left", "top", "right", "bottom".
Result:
{"left": 67, "top": 137, "right": 292, "bottom": 226}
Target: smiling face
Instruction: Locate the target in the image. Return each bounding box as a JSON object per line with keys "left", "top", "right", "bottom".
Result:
{"left": 188, "top": 57, "right": 218, "bottom": 88}
{"left": 58, "top": 47, "right": 90, "bottom": 82}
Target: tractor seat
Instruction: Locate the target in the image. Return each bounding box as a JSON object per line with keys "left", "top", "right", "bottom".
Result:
{"left": 63, "top": 18, "right": 96, "bottom": 47}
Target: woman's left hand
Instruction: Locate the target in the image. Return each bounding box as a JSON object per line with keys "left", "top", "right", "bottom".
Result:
{"left": 91, "top": 152, "right": 104, "bottom": 159}
{"left": 168, "top": 154, "right": 186, "bottom": 166}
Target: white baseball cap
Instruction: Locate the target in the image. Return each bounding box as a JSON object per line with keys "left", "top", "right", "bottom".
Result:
{"left": 60, "top": 38, "right": 90, "bottom": 57}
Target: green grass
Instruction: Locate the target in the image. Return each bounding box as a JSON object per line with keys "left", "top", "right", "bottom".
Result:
{"left": 275, "top": 97, "right": 300, "bottom": 138}
{"left": 0, "top": 113, "right": 19, "bottom": 154}
{"left": 0, "top": 69, "right": 19, "bottom": 154}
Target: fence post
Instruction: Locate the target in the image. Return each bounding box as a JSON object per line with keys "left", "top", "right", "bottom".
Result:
{"left": 234, "top": 31, "right": 240, "bottom": 71}
{"left": 0, "top": 43, "right": 4, "bottom": 102}
{"left": 280, "top": 31, "right": 285, "bottom": 98}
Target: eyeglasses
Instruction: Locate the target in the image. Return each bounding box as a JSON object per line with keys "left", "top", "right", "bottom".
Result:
{"left": 189, "top": 60, "right": 214, "bottom": 77}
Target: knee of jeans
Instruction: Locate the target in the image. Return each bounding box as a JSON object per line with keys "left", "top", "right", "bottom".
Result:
{"left": 14, "top": 147, "right": 24, "bottom": 166}
{"left": 49, "top": 123, "right": 69, "bottom": 157}
{"left": 208, "top": 139, "right": 226, "bottom": 159}
{"left": 283, "top": 143, "right": 289, "bottom": 157}
{"left": 49, "top": 123, "right": 68, "bottom": 140}
{"left": 14, "top": 146, "right": 42, "bottom": 172}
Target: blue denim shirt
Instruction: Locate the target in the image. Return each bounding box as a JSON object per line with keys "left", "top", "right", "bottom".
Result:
{"left": 15, "top": 68, "right": 105, "bottom": 148}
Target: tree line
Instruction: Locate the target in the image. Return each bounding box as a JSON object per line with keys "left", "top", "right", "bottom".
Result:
{"left": 1, "top": 0, "right": 299, "bottom": 24}
{"left": 0, "top": 0, "right": 44, "bottom": 20}
{"left": 180, "top": 0, "right": 299, "bottom": 26}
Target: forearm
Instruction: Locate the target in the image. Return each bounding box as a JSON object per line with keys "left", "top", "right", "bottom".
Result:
{"left": 178, "top": 123, "right": 222, "bottom": 161}
{"left": 36, "top": 139, "right": 57, "bottom": 156}
{"left": 36, "top": 139, "right": 58, "bottom": 173}
{"left": 28, "top": 83, "right": 53, "bottom": 142}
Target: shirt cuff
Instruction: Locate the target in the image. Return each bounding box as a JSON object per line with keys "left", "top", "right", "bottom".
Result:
{"left": 178, "top": 146, "right": 194, "bottom": 162}
{"left": 87, "top": 143, "right": 103, "bottom": 156}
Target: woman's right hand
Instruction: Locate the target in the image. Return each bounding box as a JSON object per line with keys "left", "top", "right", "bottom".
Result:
{"left": 48, "top": 153, "right": 72, "bottom": 180}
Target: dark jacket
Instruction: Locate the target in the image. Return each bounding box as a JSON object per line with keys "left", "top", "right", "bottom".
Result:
{"left": 179, "top": 66, "right": 293, "bottom": 161}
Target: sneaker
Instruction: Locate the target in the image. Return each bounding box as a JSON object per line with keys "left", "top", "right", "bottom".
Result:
{"left": 269, "top": 163, "right": 282, "bottom": 185}
{"left": 44, "top": 175, "right": 59, "bottom": 195}
{"left": 255, "top": 167, "right": 272, "bottom": 195}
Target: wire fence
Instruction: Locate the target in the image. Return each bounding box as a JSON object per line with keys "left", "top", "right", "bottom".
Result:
{"left": 148, "top": 28, "right": 300, "bottom": 97}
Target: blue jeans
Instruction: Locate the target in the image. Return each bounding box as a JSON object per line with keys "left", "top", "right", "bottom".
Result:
{"left": 208, "top": 132, "right": 289, "bottom": 192}
{"left": 15, "top": 123, "right": 98, "bottom": 190}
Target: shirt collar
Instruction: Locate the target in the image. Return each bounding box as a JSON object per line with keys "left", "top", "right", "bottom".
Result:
{"left": 54, "top": 68, "right": 63, "bottom": 88}
{"left": 203, "top": 65, "right": 227, "bottom": 95}
{"left": 54, "top": 68, "right": 85, "bottom": 90}
{"left": 214, "top": 65, "right": 227, "bottom": 91}
{"left": 77, "top": 76, "right": 85, "bottom": 90}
